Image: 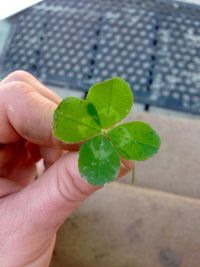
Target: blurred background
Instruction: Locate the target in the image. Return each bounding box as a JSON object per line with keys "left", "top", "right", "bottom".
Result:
{"left": 1, "top": 0, "right": 200, "bottom": 118}
{"left": 1, "top": 1, "right": 200, "bottom": 266}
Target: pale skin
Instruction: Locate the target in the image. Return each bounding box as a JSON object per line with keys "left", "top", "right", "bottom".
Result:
{"left": 0, "top": 71, "right": 133, "bottom": 267}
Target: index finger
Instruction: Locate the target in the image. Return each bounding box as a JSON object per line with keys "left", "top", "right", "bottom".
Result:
{"left": 1, "top": 70, "right": 61, "bottom": 104}
{"left": 0, "top": 81, "right": 61, "bottom": 147}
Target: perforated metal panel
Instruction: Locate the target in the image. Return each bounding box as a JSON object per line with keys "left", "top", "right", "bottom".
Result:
{"left": 38, "top": 7, "right": 100, "bottom": 88}
{"left": 92, "top": 8, "right": 156, "bottom": 103}
{"left": 150, "top": 11, "right": 200, "bottom": 113}
{"left": 2, "top": 8, "right": 47, "bottom": 75}
{"left": 1, "top": 0, "right": 200, "bottom": 114}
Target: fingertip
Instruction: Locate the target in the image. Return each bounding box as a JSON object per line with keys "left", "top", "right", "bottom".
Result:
{"left": 1, "top": 70, "right": 61, "bottom": 104}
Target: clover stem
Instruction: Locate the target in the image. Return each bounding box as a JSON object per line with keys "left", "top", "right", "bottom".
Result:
{"left": 101, "top": 129, "right": 108, "bottom": 135}
{"left": 131, "top": 167, "right": 135, "bottom": 185}
{"left": 102, "top": 130, "right": 110, "bottom": 140}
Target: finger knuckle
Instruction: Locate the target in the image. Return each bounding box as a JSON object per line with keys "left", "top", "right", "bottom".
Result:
{"left": 0, "top": 81, "right": 34, "bottom": 100}
{"left": 5, "top": 70, "right": 32, "bottom": 82}
{"left": 10, "top": 81, "right": 34, "bottom": 96}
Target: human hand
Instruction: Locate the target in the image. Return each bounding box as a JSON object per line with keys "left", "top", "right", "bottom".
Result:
{"left": 0, "top": 71, "right": 133, "bottom": 267}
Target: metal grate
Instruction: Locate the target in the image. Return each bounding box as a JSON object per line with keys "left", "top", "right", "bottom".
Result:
{"left": 2, "top": 8, "right": 47, "bottom": 76}
{"left": 150, "top": 12, "right": 200, "bottom": 113}
{"left": 92, "top": 8, "right": 156, "bottom": 104}
{"left": 1, "top": 0, "right": 200, "bottom": 114}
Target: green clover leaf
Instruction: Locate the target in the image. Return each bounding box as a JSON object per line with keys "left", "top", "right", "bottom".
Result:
{"left": 53, "top": 77, "right": 161, "bottom": 185}
{"left": 53, "top": 97, "right": 101, "bottom": 143}
{"left": 78, "top": 134, "right": 120, "bottom": 185}
{"left": 86, "top": 77, "right": 133, "bottom": 129}
{"left": 108, "top": 122, "right": 161, "bottom": 161}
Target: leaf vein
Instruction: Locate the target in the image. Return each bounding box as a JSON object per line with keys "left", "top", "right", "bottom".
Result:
{"left": 57, "top": 112, "right": 100, "bottom": 132}
{"left": 116, "top": 136, "right": 159, "bottom": 149}
{"left": 106, "top": 79, "right": 113, "bottom": 127}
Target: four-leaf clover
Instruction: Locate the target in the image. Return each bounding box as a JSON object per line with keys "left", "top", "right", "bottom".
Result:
{"left": 53, "top": 77, "right": 161, "bottom": 185}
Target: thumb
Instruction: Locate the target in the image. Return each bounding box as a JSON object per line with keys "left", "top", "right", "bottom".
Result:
{"left": 17, "top": 152, "right": 100, "bottom": 231}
